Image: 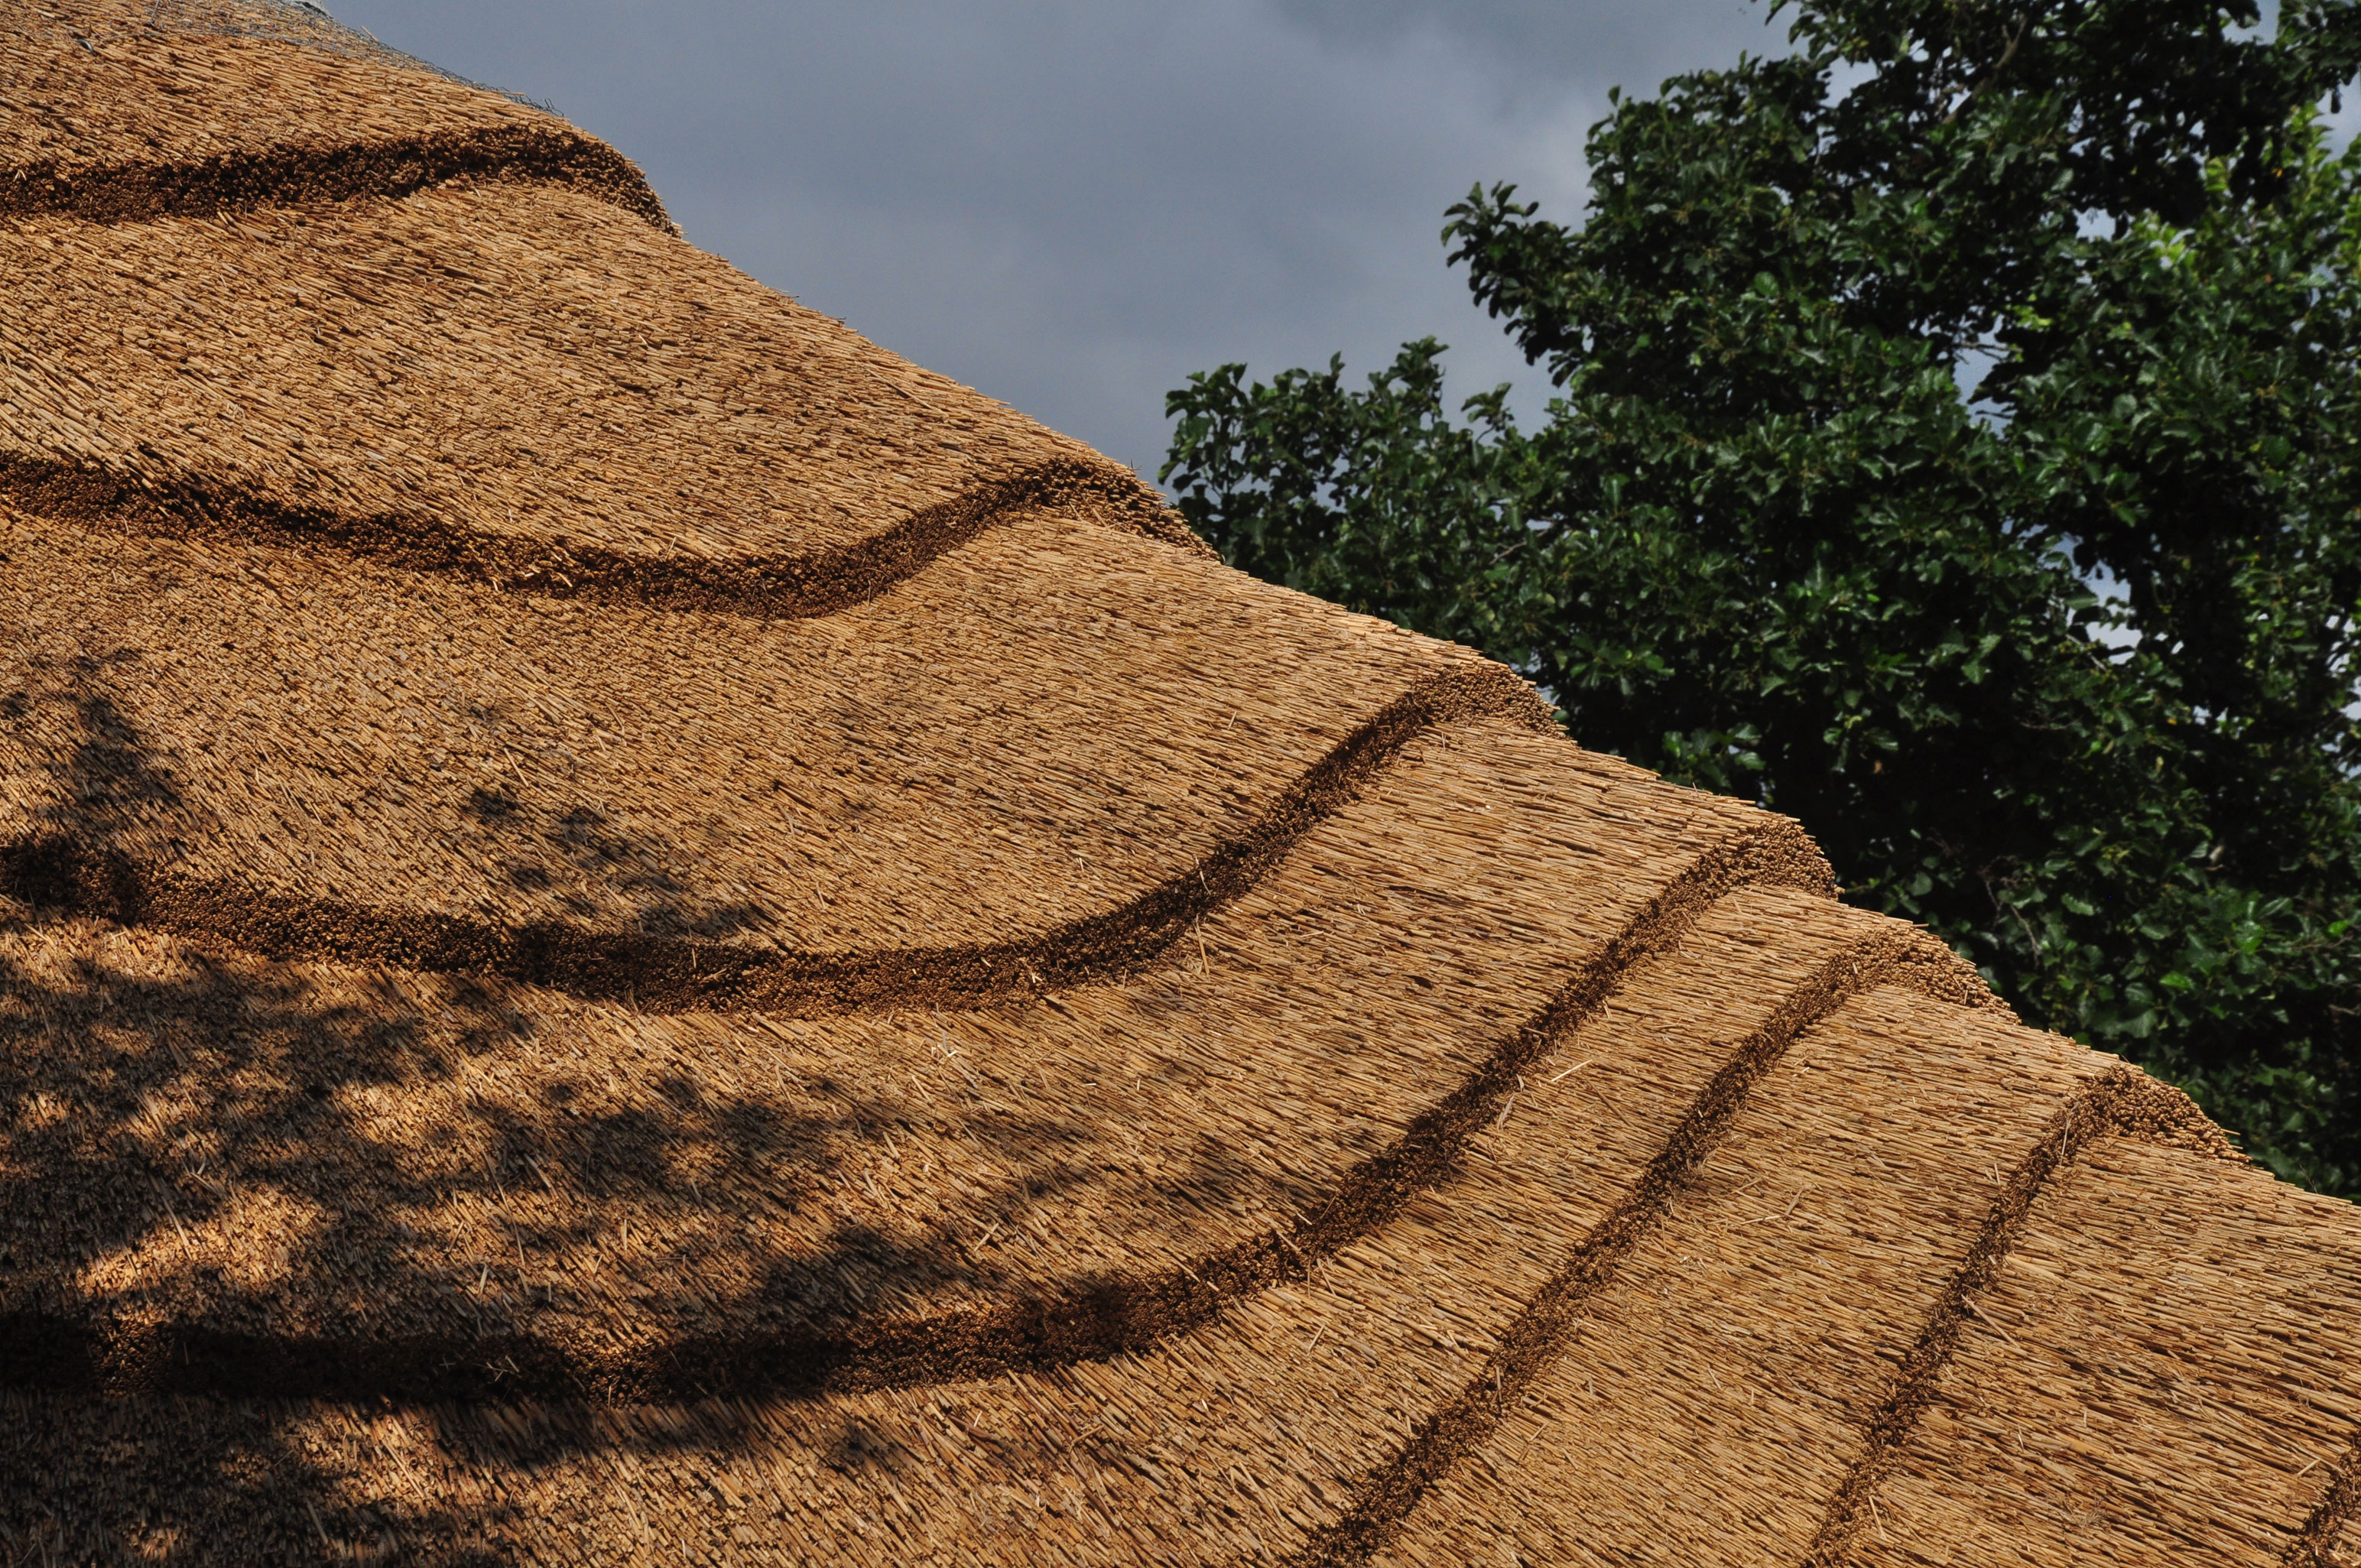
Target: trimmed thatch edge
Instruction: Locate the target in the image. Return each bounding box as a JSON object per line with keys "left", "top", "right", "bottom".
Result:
{"left": 0, "top": 452, "right": 1212, "bottom": 623}
{"left": 2288, "top": 1433, "right": 2361, "bottom": 1566}
{"left": 1299, "top": 1041, "right": 2253, "bottom": 1568}
{"left": 0, "top": 665, "right": 1540, "bottom": 1014}
{"left": 1295, "top": 926, "right": 2002, "bottom": 1566}
{"left": 0, "top": 778, "right": 1837, "bottom": 1406}
{"left": 0, "top": 123, "right": 677, "bottom": 231}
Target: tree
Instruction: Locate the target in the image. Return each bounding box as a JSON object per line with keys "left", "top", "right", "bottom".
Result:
{"left": 1164, "top": 0, "right": 2361, "bottom": 1194}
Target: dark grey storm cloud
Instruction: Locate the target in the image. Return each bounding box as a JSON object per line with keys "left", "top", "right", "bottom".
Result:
{"left": 327, "top": 1, "right": 1782, "bottom": 484}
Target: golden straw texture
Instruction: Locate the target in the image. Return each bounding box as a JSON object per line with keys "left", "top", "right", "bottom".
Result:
{"left": 0, "top": 504, "right": 1496, "bottom": 972}
{"left": 0, "top": 883, "right": 1963, "bottom": 1561}
{"left": 0, "top": 188, "right": 1196, "bottom": 579}
{"left": 1834, "top": 1138, "right": 2361, "bottom": 1568}
{"left": 0, "top": 721, "right": 1817, "bottom": 1403}
{"left": 2, "top": 1, "right": 672, "bottom": 227}
{"left": 1374, "top": 986, "right": 2104, "bottom": 1566}
{"left": 6, "top": 5, "right": 2361, "bottom": 1563}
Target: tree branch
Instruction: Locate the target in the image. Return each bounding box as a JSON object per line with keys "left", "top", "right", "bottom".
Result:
{"left": 1941, "top": 11, "right": 2031, "bottom": 126}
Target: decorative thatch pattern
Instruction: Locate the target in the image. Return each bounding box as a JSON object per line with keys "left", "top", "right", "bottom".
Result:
{"left": 5, "top": 4, "right": 2359, "bottom": 1563}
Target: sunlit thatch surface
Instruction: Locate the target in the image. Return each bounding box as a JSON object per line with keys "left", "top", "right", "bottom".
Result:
{"left": 4, "top": 3, "right": 2359, "bottom": 1563}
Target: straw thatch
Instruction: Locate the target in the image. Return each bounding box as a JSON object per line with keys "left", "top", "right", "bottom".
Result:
{"left": 5, "top": 3, "right": 2359, "bottom": 1563}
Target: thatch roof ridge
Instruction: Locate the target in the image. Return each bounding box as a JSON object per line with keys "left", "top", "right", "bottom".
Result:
{"left": 82, "top": 0, "right": 541, "bottom": 96}
{"left": 1315, "top": 1063, "right": 2239, "bottom": 1567}
{"left": 0, "top": 497, "right": 1463, "bottom": 964}
{"left": 1, "top": 188, "right": 1190, "bottom": 581}
{"left": 1365, "top": 977, "right": 2354, "bottom": 1568}
{"left": 3, "top": 1, "right": 1197, "bottom": 579}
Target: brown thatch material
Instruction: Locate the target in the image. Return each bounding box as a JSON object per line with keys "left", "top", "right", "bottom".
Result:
{"left": 5, "top": 4, "right": 2359, "bottom": 1563}
{"left": 2, "top": 0, "right": 671, "bottom": 228}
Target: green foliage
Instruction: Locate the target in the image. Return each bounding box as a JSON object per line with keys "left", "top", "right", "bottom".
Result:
{"left": 1165, "top": 0, "right": 2361, "bottom": 1193}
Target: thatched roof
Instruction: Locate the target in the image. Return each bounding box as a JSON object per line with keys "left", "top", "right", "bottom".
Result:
{"left": 5, "top": 4, "right": 2359, "bottom": 1563}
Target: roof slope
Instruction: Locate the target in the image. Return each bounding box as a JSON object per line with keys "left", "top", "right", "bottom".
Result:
{"left": 3, "top": 5, "right": 2358, "bottom": 1563}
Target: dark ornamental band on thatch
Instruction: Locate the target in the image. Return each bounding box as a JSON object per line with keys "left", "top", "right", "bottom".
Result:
{"left": 4, "top": 2, "right": 2360, "bottom": 1563}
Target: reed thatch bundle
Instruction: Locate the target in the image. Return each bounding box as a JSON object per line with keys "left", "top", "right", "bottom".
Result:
{"left": 4, "top": 3, "right": 2358, "bottom": 1563}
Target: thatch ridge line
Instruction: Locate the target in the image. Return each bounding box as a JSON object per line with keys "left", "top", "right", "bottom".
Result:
{"left": 0, "top": 666, "right": 1551, "bottom": 1015}
{"left": 0, "top": 808, "right": 1837, "bottom": 1405}
{"left": 0, "top": 450, "right": 1214, "bottom": 618}
{"left": 1797, "top": 1063, "right": 2246, "bottom": 1567}
{"left": 0, "top": 122, "right": 677, "bottom": 231}
{"left": 1290, "top": 929, "right": 2008, "bottom": 1568}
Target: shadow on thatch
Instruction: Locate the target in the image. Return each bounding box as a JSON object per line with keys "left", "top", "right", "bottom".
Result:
{"left": 0, "top": 637, "right": 1941, "bottom": 1563}
{"left": 0, "top": 647, "right": 1564, "bottom": 1031}
{"left": 0, "top": 885, "right": 1161, "bottom": 1557}
{"left": 0, "top": 677, "right": 1060, "bottom": 1553}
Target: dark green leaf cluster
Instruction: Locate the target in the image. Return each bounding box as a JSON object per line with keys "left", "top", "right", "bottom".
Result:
{"left": 1164, "top": 0, "right": 2361, "bottom": 1193}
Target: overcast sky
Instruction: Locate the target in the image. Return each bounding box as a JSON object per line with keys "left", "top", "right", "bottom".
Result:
{"left": 326, "top": 1, "right": 1785, "bottom": 485}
